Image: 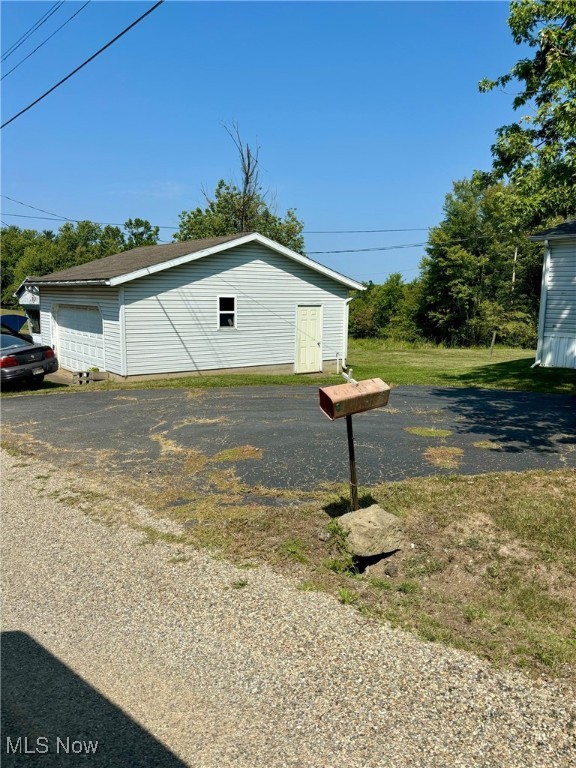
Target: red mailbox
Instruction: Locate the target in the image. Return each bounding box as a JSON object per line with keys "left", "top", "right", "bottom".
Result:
{"left": 319, "top": 378, "right": 390, "bottom": 421}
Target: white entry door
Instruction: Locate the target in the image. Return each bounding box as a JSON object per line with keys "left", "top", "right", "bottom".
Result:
{"left": 56, "top": 305, "right": 105, "bottom": 371}
{"left": 295, "top": 305, "right": 322, "bottom": 373}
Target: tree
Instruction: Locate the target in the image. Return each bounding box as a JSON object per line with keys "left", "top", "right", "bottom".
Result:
{"left": 348, "top": 274, "right": 417, "bottom": 339}
{"left": 1, "top": 225, "right": 46, "bottom": 306}
{"left": 124, "top": 218, "right": 160, "bottom": 249}
{"left": 479, "top": 0, "right": 576, "bottom": 224}
{"left": 175, "top": 126, "right": 305, "bottom": 253}
{"left": 418, "top": 177, "right": 543, "bottom": 346}
{"left": 2, "top": 217, "right": 160, "bottom": 307}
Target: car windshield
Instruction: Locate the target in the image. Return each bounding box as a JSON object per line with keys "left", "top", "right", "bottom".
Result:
{"left": 0, "top": 333, "right": 30, "bottom": 351}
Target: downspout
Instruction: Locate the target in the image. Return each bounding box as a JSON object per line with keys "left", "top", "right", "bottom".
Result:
{"left": 342, "top": 297, "right": 354, "bottom": 369}
{"left": 535, "top": 238, "right": 550, "bottom": 366}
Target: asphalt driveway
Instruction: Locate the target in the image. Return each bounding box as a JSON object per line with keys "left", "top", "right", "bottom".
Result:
{"left": 2, "top": 385, "right": 575, "bottom": 489}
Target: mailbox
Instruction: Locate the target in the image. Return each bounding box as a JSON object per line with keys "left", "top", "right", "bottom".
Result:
{"left": 319, "top": 378, "right": 390, "bottom": 420}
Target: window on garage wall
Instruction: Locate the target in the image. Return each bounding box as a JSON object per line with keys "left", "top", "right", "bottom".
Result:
{"left": 217, "top": 296, "right": 236, "bottom": 328}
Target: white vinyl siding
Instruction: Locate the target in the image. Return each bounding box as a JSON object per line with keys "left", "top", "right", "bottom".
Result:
{"left": 538, "top": 241, "right": 576, "bottom": 369}
{"left": 123, "top": 242, "right": 349, "bottom": 375}
{"left": 38, "top": 286, "right": 122, "bottom": 374}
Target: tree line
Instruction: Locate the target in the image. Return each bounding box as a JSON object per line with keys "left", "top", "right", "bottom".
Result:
{"left": 352, "top": 1, "right": 575, "bottom": 347}
{"left": 2, "top": 1, "right": 574, "bottom": 349}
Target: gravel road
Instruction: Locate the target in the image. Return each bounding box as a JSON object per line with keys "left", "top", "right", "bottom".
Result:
{"left": 2, "top": 449, "right": 575, "bottom": 768}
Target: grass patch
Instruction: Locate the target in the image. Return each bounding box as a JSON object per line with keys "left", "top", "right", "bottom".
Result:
{"left": 278, "top": 539, "right": 309, "bottom": 563}
{"left": 338, "top": 587, "right": 358, "bottom": 605}
{"left": 405, "top": 427, "right": 452, "bottom": 438}
{"left": 347, "top": 339, "right": 576, "bottom": 394}
{"left": 473, "top": 440, "right": 501, "bottom": 450}
{"left": 3, "top": 339, "right": 576, "bottom": 398}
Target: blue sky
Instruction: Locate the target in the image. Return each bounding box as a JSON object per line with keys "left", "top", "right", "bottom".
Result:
{"left": 1, "top": 1, "right": 522, "bottom": 283}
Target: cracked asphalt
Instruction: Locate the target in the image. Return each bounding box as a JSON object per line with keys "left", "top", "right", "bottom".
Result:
{"left": 2, "top": 385, "right": 575, "bottom": 488}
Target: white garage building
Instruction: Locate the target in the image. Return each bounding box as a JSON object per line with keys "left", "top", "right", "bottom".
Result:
{"left": 530, "top": 220, "right": 576, "bottom": 370}
{"left": 18, "top": 232, "right": 363, "bottom": 379}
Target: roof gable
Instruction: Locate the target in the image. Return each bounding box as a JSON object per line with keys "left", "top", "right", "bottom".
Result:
{"left": 24, "top": 232, "right": 364, "bottom": 291}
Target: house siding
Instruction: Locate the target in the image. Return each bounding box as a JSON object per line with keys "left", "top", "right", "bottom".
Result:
{"left": 38, "top": 286, "right": 122, "bottom": 374}
{"left": 539, "top": 240, "right": 576, "bottom": 369}
{"left": 123, "top": 243, "right": 350, "bottom": 375}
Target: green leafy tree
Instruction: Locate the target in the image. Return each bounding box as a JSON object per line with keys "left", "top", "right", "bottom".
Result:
{"left": 124, "top": 218, "right": 160, "bottom": 249}
{"left": 1, "top": 225, "right": 47, "bottom": 306}
{"left": 371, "top": 273, "right": 406, "bottom": 330}
{"left": 2, "top": 217, "right": 160, "bottom": 306}
{"left": 349, "top": 282, "right": 377, "bottom": 338}
{"left": 348, "top": 274, "right": 416, "bottom": 339}
{"left": 386, "top": 279, "right": 424, "bottom": 342}
{"left": 176, "top": 126, "right": 305, "bottom": 253}
{"left": 479, "top": 0, "right": 576, "bottom": 224}
{"left": 419, "top": 178, "right": 543, "bottom": 345}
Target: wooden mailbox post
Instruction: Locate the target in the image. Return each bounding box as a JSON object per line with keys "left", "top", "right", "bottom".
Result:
{"left": 319, "top": 376, "right": 390, "bottom": 510}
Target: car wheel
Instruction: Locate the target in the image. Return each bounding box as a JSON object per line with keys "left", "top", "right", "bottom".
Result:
{"left": 30, "top": 374, "right": 45, "bottom": 389}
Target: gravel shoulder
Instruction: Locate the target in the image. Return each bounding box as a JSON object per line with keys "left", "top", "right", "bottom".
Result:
{"left": 2, "top": 449, "right": 575, "bottom": 768}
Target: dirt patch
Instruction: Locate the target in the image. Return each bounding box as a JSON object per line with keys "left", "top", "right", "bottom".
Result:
{"left": 211, "top": 445, "right": 263, "bottom": 462}
{"left": 174, "top": 417, "right": 231, "bottom": 428}
{"left": 423, "top": 446, "right": 464, "bottom": 469}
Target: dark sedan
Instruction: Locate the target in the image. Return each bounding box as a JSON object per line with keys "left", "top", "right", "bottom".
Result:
{"left": 0, "top": 333, "right": 58, "bottom": 388}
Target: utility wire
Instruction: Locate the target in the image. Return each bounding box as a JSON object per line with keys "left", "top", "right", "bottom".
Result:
{"left": 1, "top": 0, "right": 165, "bottom": 129}
{"left": 0, "top": 213, "right": 504, "bottom": 257}
{"left": 2, "top": 2, "right": 92, "bottom": 81}
{"left": 1, "top": 195, "right": 76, "bottom": 223}
{"left": 304, "top": 228, "right": 430, "bottom": 234}
{"left": 1, "top": 196, "right": 513, "bottom": 253}
{"left": 1, "top": 2, "right": 64, "bottom": 62}
{"left": 1, "top": 196, "right": 435, "bottom": 235}
{"left": 1, "top": 211, "right": 435, "bottom": 237}
{"left": 2, "top": 212, "right": 181, "bottom": 230}
{"left": 308, "top": 242, "right": 427, "bottom": 254}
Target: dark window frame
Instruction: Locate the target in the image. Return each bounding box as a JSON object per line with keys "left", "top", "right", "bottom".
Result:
{"left": 217, "top": 295, "right": 237, "bottom": 329}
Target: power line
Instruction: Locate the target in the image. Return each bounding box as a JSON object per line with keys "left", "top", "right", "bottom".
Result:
{"left": 2, "top": 2, "right": 92, "bottom": 81}
{"left": 304, "top": 228, "right": 430, "bottom": 234}
{"left": 1, "top": 212, "right": 180, "bottom": 230}
{"left": 1, "top": 2, "right": 64, "bottom": 62}
{"left": 1, "top": 211, "right": 434, "bottom": 237}
{"left": 1, "top": 195, "right": 76, "bottom": 222}
{"left": 1, "top": 0, "right": 165, "bottom": 130}
{"left": 1, "top": 195, "right": 435, "bottom": 235}
{"left": 0, "top": 195, "right": 512, "bottom": 254}
{"left": 0, "top": 212, "right": 505, "bottom": 256}
{"left": 308, "top": 243, "right": 428, "bottom": 254}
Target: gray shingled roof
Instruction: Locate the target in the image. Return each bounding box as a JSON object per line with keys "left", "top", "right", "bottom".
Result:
{"left": 529, "top": 219, "right": 576, "bottom": 240}
{"left": 29, "top": 234, "right": 250, "bottom": 283}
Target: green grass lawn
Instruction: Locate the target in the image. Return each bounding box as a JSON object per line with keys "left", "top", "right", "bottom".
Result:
{"left": 2, "top": 338, "right": 575, "bottom": 397}
{"left": 347, "top": 339, "right": 576, "bottom": 395}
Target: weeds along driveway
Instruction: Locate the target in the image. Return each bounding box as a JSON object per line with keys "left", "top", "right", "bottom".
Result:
{"left": 2, "top": 386, "right": 575, "bottom": 491}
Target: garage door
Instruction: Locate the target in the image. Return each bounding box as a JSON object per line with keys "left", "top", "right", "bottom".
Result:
{"left": 56, "top": 305, "right": 105, "bottom": 371}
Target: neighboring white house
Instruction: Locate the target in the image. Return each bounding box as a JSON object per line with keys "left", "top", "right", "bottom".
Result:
{"left": 16, "top": 232, "right": 364, "bottom": 379}
{"left": 529, "top": 220, "right": 576, "bottom": 370}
